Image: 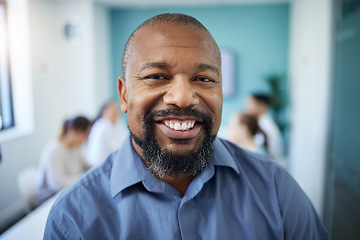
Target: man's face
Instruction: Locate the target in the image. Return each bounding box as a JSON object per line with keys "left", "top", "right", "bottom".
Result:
{"left": 118, "top": 22, "right": 222, "bottom": 175}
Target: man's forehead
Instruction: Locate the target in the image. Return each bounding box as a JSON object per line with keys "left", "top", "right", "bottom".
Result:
{"left": 131, "top": 21, "right": 214, "bottom": 47}
{"left": 122, "top": 21, "right": 221, "bottom": 79}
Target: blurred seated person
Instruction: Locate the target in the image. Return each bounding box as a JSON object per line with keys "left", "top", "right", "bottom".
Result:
{"left": 245, "top": 93, "right": 284, "bottom": 161}
{"left": 35, "top": 116, "right": 91, "bottom": 205}
{"left": 86, "top": 101, "right": 127, "bottom": 166}
{"left": 227, "top": 113, "right": 268, "bottom": 156}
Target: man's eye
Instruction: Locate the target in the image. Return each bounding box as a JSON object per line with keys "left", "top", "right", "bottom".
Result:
{"left": 194, "top": 76, "right": 215, "bottom": 83}
{"left": 144, "top": 74, "right": 168, "bottom": 80}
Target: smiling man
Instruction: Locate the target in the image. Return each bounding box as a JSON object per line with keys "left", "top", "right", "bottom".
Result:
{"left": 44, "top": 13, "right": 329, "bottom": 239}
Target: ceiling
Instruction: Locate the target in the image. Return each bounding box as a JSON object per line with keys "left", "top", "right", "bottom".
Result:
{"left": 93, "top": 0, "right": 289, "bottom": 8}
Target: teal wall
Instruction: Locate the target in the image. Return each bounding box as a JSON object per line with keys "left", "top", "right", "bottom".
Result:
{"left": 110, "top": 4, "right": 289, "bottom": 134}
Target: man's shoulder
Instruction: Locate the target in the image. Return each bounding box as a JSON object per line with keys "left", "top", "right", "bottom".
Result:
{"left": 44, "top": 154, "right": 124, "bottom": 238}
{"left": 215, "top": 138, "right": 289, "bottom": 185}
{"left": 217, "top": 138, "right": 278, "bottom": 168}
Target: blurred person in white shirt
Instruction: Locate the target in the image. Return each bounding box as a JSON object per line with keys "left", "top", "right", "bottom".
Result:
{"left": 35, "top": 116, "right": 91, "bottom": 205}
{"left": 245, "top": 93, "right": 284, "bottom": 164}
{"left": 227, "top": 113, "right": 269, "bottom": 156}
{"left": 86, "top": 101, "right": 127, "bottom": 166}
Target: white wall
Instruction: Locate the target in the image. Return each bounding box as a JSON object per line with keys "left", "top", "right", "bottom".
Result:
{"left": 288, "top": 0, "right": 333, "bottom": 216}
{"left": 94, "top": 4, "right": 114, "bottom": 109}
{"left": 0, "top": 0, "right": 112, "bottom": 230}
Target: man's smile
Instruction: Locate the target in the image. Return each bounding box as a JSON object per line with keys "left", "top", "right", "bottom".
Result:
{"left": 157, "top": 119, "right": 202, "bottom": 139}
{"left": 164, "top": 120, "right": 195, "bottom": 131}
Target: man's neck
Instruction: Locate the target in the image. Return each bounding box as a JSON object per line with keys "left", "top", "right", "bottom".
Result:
{"left": 160, "top": 175, "right": 193, "bottom": 196}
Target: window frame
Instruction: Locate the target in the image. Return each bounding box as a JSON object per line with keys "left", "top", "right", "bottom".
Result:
{"left": 0, "top": 0, "right": 34, "bottom": 143}
{"left": 0, "top": 0, "right": 15, "bottom": 131}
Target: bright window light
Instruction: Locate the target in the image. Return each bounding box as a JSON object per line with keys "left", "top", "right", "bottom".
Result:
{"left": 0, "top": 1, "right": 15, "bottom": 131}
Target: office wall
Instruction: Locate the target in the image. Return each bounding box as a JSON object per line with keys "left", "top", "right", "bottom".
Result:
{"left": 109, "top": 4, "right": 290, "bottom": 131}
{"left": 0, "top": 0, "right": 112, "bottom": 231}
{"left": 94, "top": 3, "right": 115, "bottom": 109}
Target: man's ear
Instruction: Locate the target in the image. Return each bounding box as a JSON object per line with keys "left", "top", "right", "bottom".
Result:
{"left": 118, "top": 77, "right": 128, "bottom": 113}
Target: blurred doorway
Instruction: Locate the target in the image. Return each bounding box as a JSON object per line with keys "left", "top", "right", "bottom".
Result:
{"left": 324, "top": 0, "right": 360, "bottom": 239}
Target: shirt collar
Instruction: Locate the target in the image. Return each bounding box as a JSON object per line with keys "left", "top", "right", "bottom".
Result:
{"left": 110, "top": 136, "right": 240, "bottom": 197}
{"left": 110, "top": 136, "right": 142, "bottom": 197}
{"left": 212, "top": 138, "right": 240, "bottom": 174}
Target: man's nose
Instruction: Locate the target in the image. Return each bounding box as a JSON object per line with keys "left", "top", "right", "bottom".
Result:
{"left": 163, "top": 76, "right": 200, "bottom": 108}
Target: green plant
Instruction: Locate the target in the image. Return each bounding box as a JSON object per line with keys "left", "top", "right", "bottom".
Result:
{"left": 266, "top": 73, "right": 287, "bottom": 134}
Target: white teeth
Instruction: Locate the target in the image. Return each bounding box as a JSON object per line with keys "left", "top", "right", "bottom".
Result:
{"left": 165, "top": 121, "right": 195, "bottom": 131}
{"left": 174, "top": 123, "right": 181, "bottom": 130}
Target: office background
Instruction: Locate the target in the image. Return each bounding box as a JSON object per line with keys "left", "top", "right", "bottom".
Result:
{"left": 0, "top": 0, "right": 358, "bottom": 239}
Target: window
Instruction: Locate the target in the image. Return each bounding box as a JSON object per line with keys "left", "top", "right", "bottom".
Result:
{"left": 0, "top": 0, "right": 34, "bottom": 142}
{"left": 0, "top": 1, "right": 14, "bottom": 131}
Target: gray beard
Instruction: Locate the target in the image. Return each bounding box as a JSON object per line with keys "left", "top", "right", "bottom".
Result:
{"left": 130, "top": 108, "right": 216, "bottom": 178}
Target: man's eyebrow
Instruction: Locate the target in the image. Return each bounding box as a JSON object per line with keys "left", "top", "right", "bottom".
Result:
{"left": 140, "top": 62, "right": 169, "bottom": 71}
{"left": 139, "top": 62, "right": 220, "bottom": 76}
{"left": 196, "top": 63, "right": 220, "bottom": 76}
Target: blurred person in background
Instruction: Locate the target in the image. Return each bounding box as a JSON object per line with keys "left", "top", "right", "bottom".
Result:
{"left": 227, "top": 113, "right": 268, "bottom": 156}
{"left": 86, "top": 101, "right": 127, "bottom": 166}
{"left": 245, "top": 93, "right": 284, "bottom": 162}
{"left": 35, "top": 116, "right": 91, "bottom": 205}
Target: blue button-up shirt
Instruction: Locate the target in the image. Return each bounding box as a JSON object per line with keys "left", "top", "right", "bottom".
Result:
{"left": 44, "top": 137, "right": 329, "bottom": 239}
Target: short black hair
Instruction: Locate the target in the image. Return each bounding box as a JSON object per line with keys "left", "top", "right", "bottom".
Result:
{"left": 60, "top": 116, "right": 90, "bottom": 138}
{"left": 121, "top": 13, "right": 214, "bottom": 77}
{"left": 251, "top": 93, "right": 271, "bottom": 106}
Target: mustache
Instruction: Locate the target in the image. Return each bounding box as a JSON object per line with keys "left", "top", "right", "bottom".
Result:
{"left": 145, "top": 107, "right": 212, "bottom": 126}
